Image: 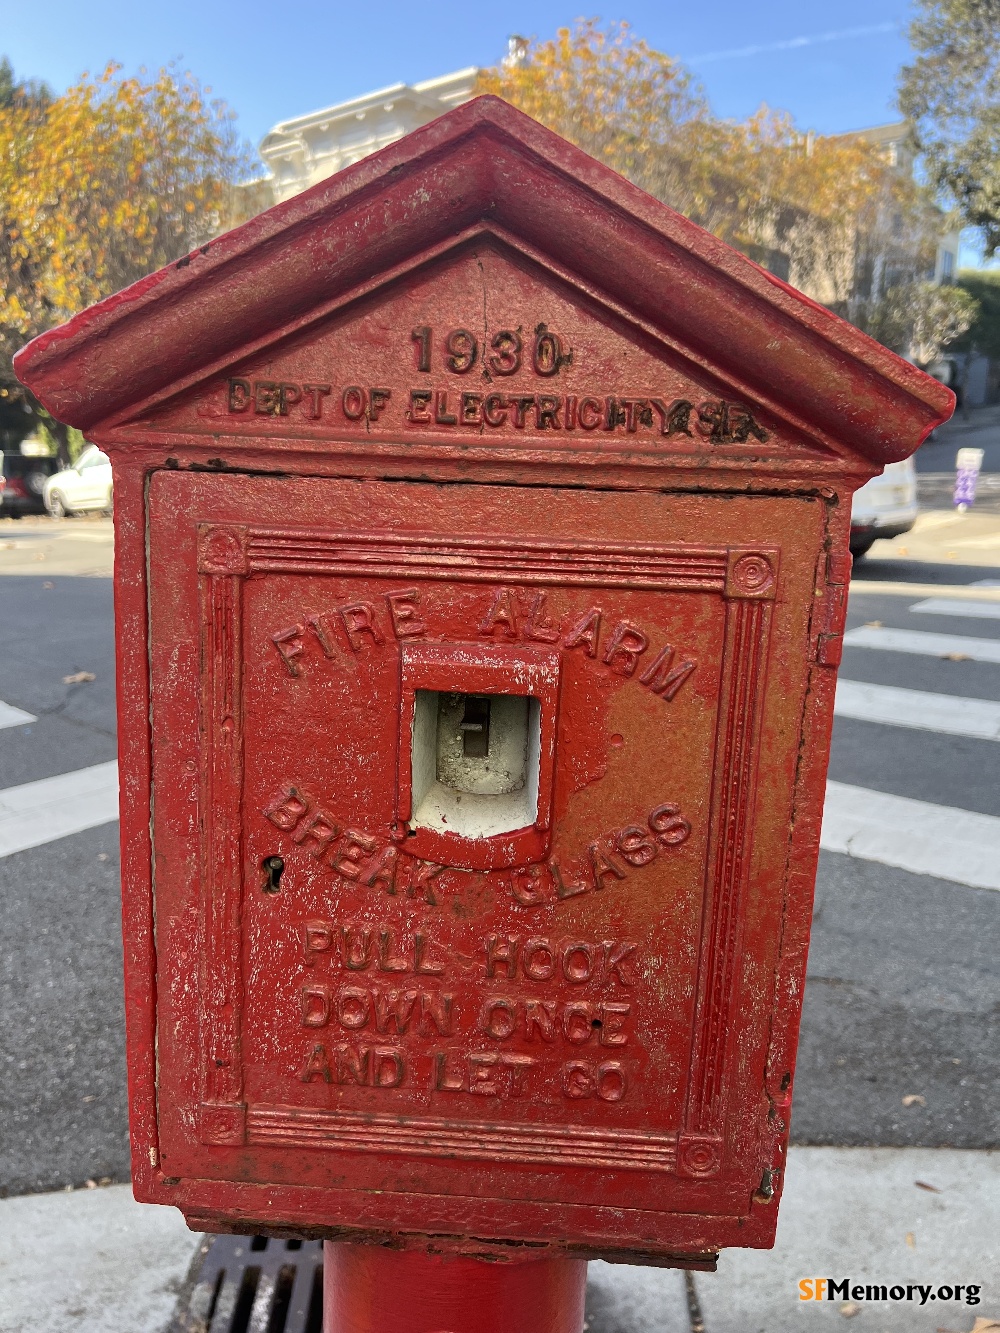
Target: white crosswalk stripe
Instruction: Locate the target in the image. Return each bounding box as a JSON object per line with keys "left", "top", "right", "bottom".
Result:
{"left": 817, "top": 590, "right": 1000, "bottom": 888}
{"left": 0, "top": 761, "right": 118, "bottom": 859}
{"left": 834, "top": 679, "right": 1000, "bottom": 741}
{"left": 842, "top": 626, "right": 1000, "bottom": 663}
{"left": 0, "top": 757, "right": 994, "bottom": 897}
{"left": 2, "top": 582, "right": 999, "bottom": 882}
{"left": 0, "top": 700, "right": 37, "bottom": 730}
{"left": 1, "top": 757, "right": 997, "bottom": 890}
{"left": 910, "top": 597, "right": 1000, "bottom": 620}
{"left": 821, "top": 781, "right": 1000, "bottom": 893}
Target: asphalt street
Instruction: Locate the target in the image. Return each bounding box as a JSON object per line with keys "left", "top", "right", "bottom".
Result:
{"left": 1, "top": 487, "right": 999, "bottom": 1195}
{"left": 0, "top": 576, "right": 127, "bottom": 1193}
{"left": 795, "top": 584, "right": 1000, "bottom": 1147}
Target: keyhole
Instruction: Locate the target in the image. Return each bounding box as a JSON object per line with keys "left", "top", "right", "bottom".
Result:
{"left": 459, "top": 695, "right": 491, "bottom": 758}
{"left": 262, "top": 855, "right": 285, "bottom": 894}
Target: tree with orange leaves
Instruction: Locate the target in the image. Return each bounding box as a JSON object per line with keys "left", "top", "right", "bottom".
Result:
{"left": 479, "top": 22, "right": 946, "bottom": 337}
{"left": 477, "top": 21, "right": 721, "bottom": 229}
{"left": 0, "top": 61, "right": 254, "bottom": 457}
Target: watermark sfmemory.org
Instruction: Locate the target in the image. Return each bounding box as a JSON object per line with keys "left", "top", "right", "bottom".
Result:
{"left": 799, "top": 1278, "right": 981, "bottom": 1307}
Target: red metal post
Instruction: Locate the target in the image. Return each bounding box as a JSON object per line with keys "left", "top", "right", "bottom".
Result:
{"left": 322, "top": 1244, "right": 587, "bottom": 1333}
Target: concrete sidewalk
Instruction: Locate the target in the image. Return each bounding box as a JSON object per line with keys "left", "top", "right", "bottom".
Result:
{"left": 858, "top": 509, "right": 1000, "bottom": 568}
{"left": 1, "top": 1148, "right": 996, "bottom": 1333}
{"left": 0, "top": 514, "right": 114, "bottom": 578}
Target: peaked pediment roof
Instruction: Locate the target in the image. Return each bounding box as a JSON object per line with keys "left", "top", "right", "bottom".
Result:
{"left": 15, "top": 95, "right": 952, "bottom": 461}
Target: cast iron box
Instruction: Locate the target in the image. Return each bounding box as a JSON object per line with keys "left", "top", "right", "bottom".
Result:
{"left": 15, "top": 97, "right": 953, "bottom": 1266}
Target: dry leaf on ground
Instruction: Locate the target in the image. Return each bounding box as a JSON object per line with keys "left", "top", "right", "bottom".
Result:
{"left": 840, "top": 1302, "right": 859, "bottom": 1318}
{"left": 63, "top": 670, "right": 96, "bottom": 684}
{"left": 905, "top": 1231, "right": 916, "bottom": 1249}
{"left": 864, "top": 620, "right": 883, "bottom": 628}
{"left": 969, "top": 1321, "right": 1000, "bottom": 1333}
{"left": 915, "top": 1180, "right": 942, "bottom": 1193}
{"left": 902, "top": 1093, "right": 927, "bottom": 1107}
{"left": 942, "top": 652, "right": 971, "bottom": 661}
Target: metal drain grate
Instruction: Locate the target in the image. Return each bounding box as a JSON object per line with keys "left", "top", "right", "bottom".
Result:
{"left": 170, "top": 1234, "right": 324, "bottom": 1333}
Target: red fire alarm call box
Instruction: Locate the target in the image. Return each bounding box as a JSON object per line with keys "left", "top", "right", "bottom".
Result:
{"left": 15, "top": 97, "right": 953, "bottom": 1267}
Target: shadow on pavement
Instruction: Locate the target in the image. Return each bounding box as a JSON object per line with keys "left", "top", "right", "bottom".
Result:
{"left": 851, "top": 556, "right": 999, "bottom": 586}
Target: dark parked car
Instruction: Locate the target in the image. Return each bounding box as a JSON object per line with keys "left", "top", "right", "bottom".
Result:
{"left": 0, "top": 452, "right": 59, "bottom": 516}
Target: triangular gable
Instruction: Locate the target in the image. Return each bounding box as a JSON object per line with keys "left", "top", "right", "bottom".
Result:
{"left": 15, "top": 96, "right": 953, "bottom": 463}
{"left": 133, "top": 232, "right": 846, "bottom": 471}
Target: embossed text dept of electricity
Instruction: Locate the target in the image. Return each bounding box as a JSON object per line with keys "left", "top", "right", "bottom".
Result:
{"left": 225, "top": 321, "right": 769, "bottom": 445}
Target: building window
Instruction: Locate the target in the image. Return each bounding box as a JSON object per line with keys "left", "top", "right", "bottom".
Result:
{"left": 940, "top": 250, "right": 954, "bottom": 281}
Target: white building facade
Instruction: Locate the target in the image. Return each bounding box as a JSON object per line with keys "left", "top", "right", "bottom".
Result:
{"left": 258, "top": 69, "right": 479, "bottom": 204}
{"left": 841, "top": 122, "right": 961, "bottom": 286}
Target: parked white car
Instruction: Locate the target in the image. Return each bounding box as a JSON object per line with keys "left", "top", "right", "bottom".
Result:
{"left": 44, "top": 445, "right": 113, "bottom": 517}
{"left": 850, "top": 457, "right": 918, "bottom": 558}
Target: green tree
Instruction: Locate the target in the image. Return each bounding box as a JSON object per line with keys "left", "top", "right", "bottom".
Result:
{"left": 954, "top": 270, "right": 1000, "bottom": 359}
{"left": 856, "top": 280, "right": 979, "bottom": 368}
{"left": 0, "top": 55, "right": 14, "bottom": 106}
{"left": 899, "top": 0, "right": 1000, "bottom": 254}
{"left": 0, "top": 55, "right": 51, "bottom": 110}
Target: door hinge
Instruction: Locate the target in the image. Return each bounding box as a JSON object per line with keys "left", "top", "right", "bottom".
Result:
{"left": 815, "top": 549, "right": 852, "bottom": 666}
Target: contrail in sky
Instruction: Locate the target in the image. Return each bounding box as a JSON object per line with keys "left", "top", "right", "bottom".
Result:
{"left": 688, "top": 22, "right": 898, "bottom": 64}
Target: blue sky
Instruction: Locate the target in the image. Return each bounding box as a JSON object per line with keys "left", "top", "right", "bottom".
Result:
{"left": 0, "top": 1, "right": 986, "bottom": 265}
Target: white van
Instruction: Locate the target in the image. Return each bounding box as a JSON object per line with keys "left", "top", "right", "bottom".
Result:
{"left": 849, "top": 457, "right": 918, "bottom": 558}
